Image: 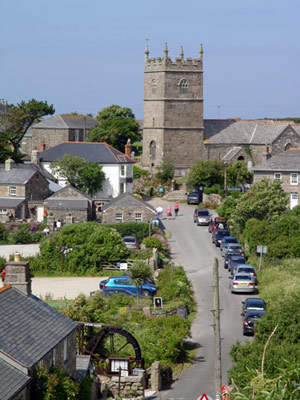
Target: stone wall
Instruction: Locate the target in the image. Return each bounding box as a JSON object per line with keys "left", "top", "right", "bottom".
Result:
{"left": 102, "top": 206, "right": 155, "bottom": 224}
{"left": 25, "top": 174, "right": 49, "bottom": 201}
{"left": 29, "top": 128, "right": 69, "bottom": 154}
{"left": 0, "top": 184, "right": 25, "bottom": 197}
{"left": 99, "top": 371, "right": 144, "bottom": 399}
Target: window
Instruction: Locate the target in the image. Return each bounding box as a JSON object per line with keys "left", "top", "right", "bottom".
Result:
{"left": 150, "top": 141, "right": 156, "bottom": 160}
{"left": 75, "top": 130, "right": 80, "bottom": 141}
{"left": 10, "top": 186, "right": 16, "bottom": 196}
{"left": 120, "top": 165, "right": 125, "bottom": 177}
{"left": 179, "top": 79, "right": 188, "bottom": 95}
{"left": 0, "top": 208, "right": 7, "bottom": 215}
{"left": 135, "top": 213, "right": 142, "bottom": 223}
{"left": 120, "top": 182, "right": 125, "bottom": 194}
{"left": 63, "top": 339, "right": 67, "bottom": 363}
{"left": 116, "top": 213, "right": 123, "bottom": 223}
{"left": 274, "top": 173, "right": 282, "bottom": 181}
{"left": 151, "top": 79, "right": 157, "bottom": 95}
{"left": 291, "top": 173, "right": 298, "bottom": 185}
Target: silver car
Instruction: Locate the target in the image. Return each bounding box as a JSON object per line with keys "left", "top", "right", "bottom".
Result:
{"left": 229, "top": 273, "right": 255, "bottom": 294}
{"left": 193, "top": 209, "right": 212, "bottom": 226}
{"left": 222, "top": 243, "right": 244, "bottom": 258}
{"left": 234, "top": 265, "right": 257, "bottom": 284}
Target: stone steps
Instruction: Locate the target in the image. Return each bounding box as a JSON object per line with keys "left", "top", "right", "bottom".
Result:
{"left": 164, "top": 190, "right": 187, "bottom": 201}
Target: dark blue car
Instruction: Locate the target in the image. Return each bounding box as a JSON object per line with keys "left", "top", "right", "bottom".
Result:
{"left": 100, "top": 276, "right": 157, "bottom": 297}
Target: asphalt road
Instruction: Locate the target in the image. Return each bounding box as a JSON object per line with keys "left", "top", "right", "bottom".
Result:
{"left": 148, "top": 199, "right": 253, "bottom": 400}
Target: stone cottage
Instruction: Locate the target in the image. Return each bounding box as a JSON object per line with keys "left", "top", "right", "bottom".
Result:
{"left": 0, "top": 259, "right": 77, "bottom": 400}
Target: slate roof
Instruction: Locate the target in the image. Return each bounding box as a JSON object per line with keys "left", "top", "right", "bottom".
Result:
{"left": 39, "top": 142, "right": 135, "bottom": 164}
{"left": 0, "top": 198, "right": 25, "bottom": 208}
{"left": 102, "top": 192, "right": 156, "bottom": 213}
{"left": 0, "top": 162, "right": 52, "bottom": 185}
{"left": 252, "top": 149, "right": 300, "bottom": 172}
{"left": 32, "top": 114, "right": 98, "bottom": 130}
{"left": 47, "top": 199, "right": 90, "bottom": 210}
{"left": 0, "top": 285, "right": 77, "bottom": 369}
{"left": 204, "top": 119, "right": 299, "bottom": 145}
{"left": 0, "top": 357, "right": 31, "bottom": 400}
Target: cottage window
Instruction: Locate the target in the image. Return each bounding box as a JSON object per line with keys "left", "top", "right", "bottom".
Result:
{"left": 135, "top": 213, "right": 142, "bottom": 223}
{"left": 75, "top": 130, "right": 80, "bottom": 142}
{"left": 116, "top": 213, "right": 123, "bottom": 223}
{"left": 0, "top": 208, "right": 7, "bottom": 215}
{"left": 120, "top": 165, "right": 126, "bottom": 177}
{"left": 120, "top": 183, "right": 125, "bottom": 194}
{"left": 63, "top": 338, "right": 67, "bottom": 363}
{"left": 10, "top": 186, "right": 17, "bottom": 196}
{"left": 291, "top": 173, "right": 298, "bottom": 185}
{"left": 274, "top": 173, "right": 282, "bottom": 181}
{"left": 179, "top": 79, "right": 188, "bottom": 95}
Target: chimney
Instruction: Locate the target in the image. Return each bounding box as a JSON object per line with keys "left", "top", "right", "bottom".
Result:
{"left": 40, "top": 140, "right": 46, "bottom": 151}
{"left": 5, "top": 158, "right": 14, "bottom": 172}
{"left": 31, "top": 147, "right": 39, "bottom": 164}
{"left": 3, "top": 254, "right": 32, "bottom": 296}
{"left": 125, "top": 139, "right": 131, "bottom": 158}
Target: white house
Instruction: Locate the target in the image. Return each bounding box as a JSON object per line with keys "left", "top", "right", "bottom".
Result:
{"left": 38, "top": 141, "right": 135, "bottom": 199}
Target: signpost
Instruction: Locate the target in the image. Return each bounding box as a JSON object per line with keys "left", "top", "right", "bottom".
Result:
{"left": 257, "top": 245, "right": 268, "bottom": 272}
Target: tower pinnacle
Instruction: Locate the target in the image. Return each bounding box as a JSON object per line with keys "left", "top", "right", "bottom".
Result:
{"left": 180, "top": 45, "right": 184, "bottom": 61}
{"left": 164, "top": 42, "right": 168, "bottom": 60}
{"left": 145, "top": 43, "right": 149, "bottom": 61}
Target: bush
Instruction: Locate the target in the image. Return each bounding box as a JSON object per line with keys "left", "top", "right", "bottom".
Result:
{"left": 108, "top": 222, "right": 150, "bottom": 242}
{"left": 142, "top": 236, "right": 165, "bottom": 251}
{"left": 9, "top": 227, "right": 32, "bottom": 244}
{"left": 156, "top": 161, "right": 174, "bottom": 182}
{"left": 133, "top": 165, "right": 149, "bottom": 179}
{"left": 0, "top": 224, "right": 9, "bottom": 242}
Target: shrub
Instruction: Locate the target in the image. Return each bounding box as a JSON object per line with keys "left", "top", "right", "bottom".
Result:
{"left": 9, "top": 227, "right": 32, "bottom": 244}
{"left": 108, "top": 222, "right": 150, "bottom": 242}
{"left": 156, "top": 161, "right": 174, "bottom": 182}
{"left": 142, "top": 236, "right": 165, "bottom": 251}
{"left": 133, "top": 165, "right": 149, "bottom": 179}
{"left": 0, "top": 224, "right": 9, "bottom": 242}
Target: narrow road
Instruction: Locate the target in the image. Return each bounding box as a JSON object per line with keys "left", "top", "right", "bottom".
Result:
{"left": 148, "top": 199, "right": 252, "bottom": 399}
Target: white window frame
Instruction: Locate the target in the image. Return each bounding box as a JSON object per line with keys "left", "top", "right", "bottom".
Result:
{"left": 135, "top": 213, "right": 142, "bottom": 223}
{"left": 115, "top": 213, "right": 123, "bottom": 223}
{"left": 10, "top": 186, "right": 17, "bottom": 196}
{"left": 274, "top": 173, "right": 282, "bottom": 181}
{"left": 120, "top": 165, "right": 126, "bottom": 177}
{"left": 0, "top": 208, "right": 7, "bottom": 215}
{"left": 290, "top": 173, "right": 298, "bottom": 185}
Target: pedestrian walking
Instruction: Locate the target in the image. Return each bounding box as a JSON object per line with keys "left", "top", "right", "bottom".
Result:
{"left": 1, "top": 268, "right": 6, "bottom": 283}
{"left": 174, "top": 202, "right": 179, "bottom": 216}
{"left": 166, "top": 205, "right": 172, "bottom": 217}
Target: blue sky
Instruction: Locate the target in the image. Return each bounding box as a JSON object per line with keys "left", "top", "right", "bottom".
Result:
{"left": 1, "top": 0, "right": 299, "bottom": 120}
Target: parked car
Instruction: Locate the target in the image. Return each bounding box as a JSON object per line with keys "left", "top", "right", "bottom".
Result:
{"left": 101, "top": 288, "right": 138, "bottom": 297}
{"left": 227, "top": 255, "right": 247, "bottom": 272}
{"left": 229, "top": 273, "right": 255, "bottom": 294}
{"left": 122, "top": 236, "right": 139, "bottom": 249}
{"left": 100, "top": 276, "right": 157, "bottom": 296}
{"left": 220, "top": 236, "right": 239, "bottom": 255}
{"left": 99, "top": 274, "right": 155, "bottom": 290}
{"left": 241, "top": 298, "right": 267, "bottom": 317}
{"left": 243, "top": 309, "right": 265, "bottom": 335}
{"left": 224, "top": 253, "right": 245, "bottom": 269}
{"left": 193, "top": 209, "right": 212, "bottom": 225}
{"left": 208, "top": 217, "right": 228, "bottom": 233}
{"left": 187, "top": 191, "right": 202, "bottom": 205}
{"left": 222, "top": 243, "right": 244, "bottom": 258}
{"left": 212, "top": 229, "right": 230, "bottom": 247}
{"left": 233, "top": 265, "right": 257, "bottom": 284}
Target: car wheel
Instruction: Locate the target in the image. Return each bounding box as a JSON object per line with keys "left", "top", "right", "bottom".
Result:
{"left": 142, "top": 290, "right": 150, "bottom": 297}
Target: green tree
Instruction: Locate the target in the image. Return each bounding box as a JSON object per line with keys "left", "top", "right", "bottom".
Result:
{"left": 129, "top": 260, "right": 152, "bottom": 302}
{"left": 50, "top": 154, "right": 105, "bottom": 196}
{"left": 87, "top": 105, "right": 140, "bottom": 151}
{"left": 1, "top": 99, "right": 55, "bottom": 160}
{"left": 188, "top": 160, "right": 224, "bottom": 189}
{"left": 156, "top": 161, "right": 174, "bottom": 183}
{"left": 229, "top": 178, "right": 288, "bottom": 233}
{"left": 226, "top": 160, "right": 253, "bottom": 189}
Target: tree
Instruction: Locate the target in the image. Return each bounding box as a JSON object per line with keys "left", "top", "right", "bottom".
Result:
{"left": 226, "top": 160, "right": 253, "bottom": 189}
{"left": 0, "top": 99, "right": 55, "bottom": 160}
{"left": 50, "top": 154, "right": 105, "bottom": 196}
{"left": 188, "top": 160, "right": 224, "bottom": 189}
{"left": 156, "top": 161, "right": 174, "bottom": 182}
{"left": 129, "top": 261, "right": 152, "bottom": 303}
{"left": 229, "top": 178, "right": 289, "bottom": 233}
{"left": 87, "top": 105, "right": 140, "bottom": 151}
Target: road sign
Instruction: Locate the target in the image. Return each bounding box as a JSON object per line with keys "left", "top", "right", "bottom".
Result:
{"left": 257, "top": 245, "right": 267, "bottom": 254}
{"left": 198, "top": 394, "right": 212, "bottom": 400}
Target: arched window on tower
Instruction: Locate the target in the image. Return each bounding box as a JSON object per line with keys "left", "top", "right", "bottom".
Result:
{"left": 285, "top": 142, "right": 292, "bottom": 151}
{"left": 150, "top": 140, "right": 156, "bottom": 161}
{"left": 179, "top": 79, "right": 188, "bottom": 95}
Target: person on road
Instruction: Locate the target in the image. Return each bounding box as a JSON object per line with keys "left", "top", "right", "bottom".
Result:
{"left": 166, "top": 205, "right": 172, "bottom": 217}
{"left": 1, "top": 267, "right": 6, "bottom": 283}
{"left": 174, "top": 202, "right": 179, "bottom": 216}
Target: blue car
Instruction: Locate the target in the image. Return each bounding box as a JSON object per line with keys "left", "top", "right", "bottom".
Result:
{"left": 100, "top": 276, "right": 157, "bottom": 297}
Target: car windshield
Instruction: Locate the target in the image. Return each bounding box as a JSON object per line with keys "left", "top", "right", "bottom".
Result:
{"left": 217, "top": 230, "right": 230, "bottom": 237}
{"left": 225, "top": 238, "right": 237, "bottom": 243}
{"left": 124, "top": 238, "right": 136, "bottom": 243}
{"left": 239, "top": 267, "right": 254, "bottom": 273}
{"left": 197, "top": 211, "right": 209, "bottom": 216}
{"left": 229, "top": 245, "right": 242, "bottom": 249}
{"left": 247, "top": 303, "right": 264, "bottom": 309}
{"left": 233, "top": 257, "right": 246, "bottom": 263}
{"left": 235, "top": 275, "right": 251, "bottom": 281}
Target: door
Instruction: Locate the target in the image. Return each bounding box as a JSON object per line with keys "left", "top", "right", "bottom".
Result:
{"left": 37, "top": 206, "right": 44, "bottom": 222}
{"left": 290, "top": 192, "right": 298, "bottom": 209}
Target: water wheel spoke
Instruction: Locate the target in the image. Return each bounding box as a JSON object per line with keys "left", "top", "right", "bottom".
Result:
{"left": 115, "top": 340, "right": 131, "bottom": 354}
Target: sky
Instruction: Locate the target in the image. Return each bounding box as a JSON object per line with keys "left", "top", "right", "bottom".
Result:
{"left": 1, "top": 0, "right": 299, "bottom": 120}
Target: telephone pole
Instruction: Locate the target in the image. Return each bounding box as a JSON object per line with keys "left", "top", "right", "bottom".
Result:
{"left": 213, "top": 257, "right": 222, "bottom": 399}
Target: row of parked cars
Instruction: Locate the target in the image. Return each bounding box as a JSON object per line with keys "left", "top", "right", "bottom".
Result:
{"left": 195, "top": 212, "right": 267, "bottom": 336}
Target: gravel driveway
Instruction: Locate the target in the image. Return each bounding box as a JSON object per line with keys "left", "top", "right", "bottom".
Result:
{"left": 32, "top": 276, "right": 107, "bottom": 300}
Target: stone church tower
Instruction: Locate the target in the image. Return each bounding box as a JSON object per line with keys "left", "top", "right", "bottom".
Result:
{"left": 142, "top": 43, "right": 204, "bottom": 176}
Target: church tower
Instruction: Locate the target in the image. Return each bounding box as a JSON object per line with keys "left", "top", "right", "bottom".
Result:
{"left": 142, "top": 43, "right": 204, "bottom": 176}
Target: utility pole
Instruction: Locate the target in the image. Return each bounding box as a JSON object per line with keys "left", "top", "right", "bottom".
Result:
{"left": 213, "top": 257, "right": 222, "bottom": 399}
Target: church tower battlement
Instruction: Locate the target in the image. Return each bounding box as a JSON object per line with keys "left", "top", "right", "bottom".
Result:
{"left": 142, "top": 43, "right": 204, "bottom": 176}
